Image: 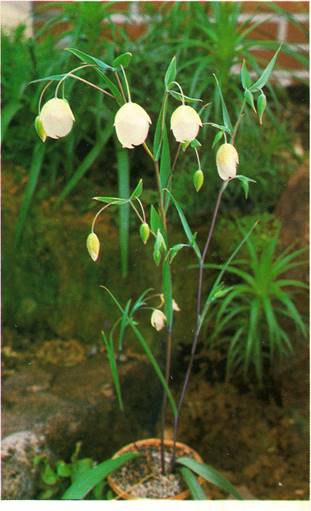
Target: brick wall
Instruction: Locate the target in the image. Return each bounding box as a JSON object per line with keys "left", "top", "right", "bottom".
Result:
{"left": 32, "top": 1, "right": 309, "bottom": 85}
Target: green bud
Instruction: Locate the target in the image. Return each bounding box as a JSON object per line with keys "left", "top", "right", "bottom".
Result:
{"left": 139, "top": 222, "right": 150, "bottom": 244}
{"left": 34, "top": 116, "right": 46, "bottom": 143}
{"left": 257, "top": 91, "right": 267, "bottom": 125}
{"left": 86, "top": 232, "right": 100, "bottom": 262}
{"left": 193, "top": 169, "right": 204, "bottom": 192}
{"left": 244, "top": 89, "right": 256, "bottom": 113}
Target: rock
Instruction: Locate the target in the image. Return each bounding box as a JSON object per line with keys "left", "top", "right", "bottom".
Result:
{"left": 1, "top": 431, "right": 46, "bottom": 499}
{"left": 2, "top": 354, "right": 163, "bottom": 498}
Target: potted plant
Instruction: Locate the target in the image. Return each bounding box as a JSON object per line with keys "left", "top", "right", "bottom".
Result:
{"left": 33, "top": 46, "right": 280, "bottom": 500}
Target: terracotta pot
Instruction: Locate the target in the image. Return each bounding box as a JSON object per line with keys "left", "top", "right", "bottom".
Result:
{"left": 107, "top": 437, "right": 204, "bottom": 500}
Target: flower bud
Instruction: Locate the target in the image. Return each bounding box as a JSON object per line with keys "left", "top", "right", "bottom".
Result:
{"left": 257, "top": 91, "right": 267, "bottom": 125}
{"left": 39, "top": 98, "right": 75, "bottom": 139}
{"left": 216, "top": 143, "right": 239, "bottom": 181}
{"left": 173, "top": 299, "right": 181, "bottom": 312}
{"left": 86, "top": 232, "right": 100, "bottom": 262}
{"left": 151, "top": 309, "right": 167, "bottom": 332}
{"left": 193, "top": 169, "right": 204, "bottom": 192}
{"left": 140, "top": 223, "right": 150, "bottom": 244}
{"left": 114, "top": 102, "right": 152, "bottom": 149}
{"left": 34, "top": 116, "right": 47, "bottom": 142}
{"left": 170, "top": 105, "right": 202, "bottom": 143}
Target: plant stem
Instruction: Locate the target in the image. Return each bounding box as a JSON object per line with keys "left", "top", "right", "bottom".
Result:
{"left": 154, "top": 160, "right": 167, "bottom": 231}
{"left": 231, "top": 98, "right": 246, "bottom": 145}
{"left": 120, "top": 65, "right": 131, "bottom": 102}
{"left": 160, "top": 327, "right": 173, "bottom": 474}
{"left": 114, "top": 71, "right": 127, "bottom": 103}
{"left": 65, "top": 74, "right": 114, "bottom": 98}
{"left": 171, "top": 180, "right": 228, "bottom": 468}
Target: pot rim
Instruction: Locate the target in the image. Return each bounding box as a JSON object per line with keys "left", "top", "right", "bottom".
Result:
{"left": 107, "top": 437, "right": 205, "bottom": 500}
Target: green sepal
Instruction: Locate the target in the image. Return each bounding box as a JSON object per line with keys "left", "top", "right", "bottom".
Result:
{"left": 34, "top": 116, "right": 46, "bottom": 142}
{"left": 193, "top": 169, "right": 204, "bottom": 192}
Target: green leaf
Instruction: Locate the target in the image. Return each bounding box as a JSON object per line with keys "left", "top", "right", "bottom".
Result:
{"left": 150, "top": 205, "right": 163, "bottom": 236}
{"left": 162, "top": 260, "right": 173, "bottom": 328}
{"left": 235, "top": 175, "right": 256, "bottom": 199}
{"left": 240, "top": 60, "right": 252, "bottom": 90}
{"left": 113, "top": 52, "right": 132, "bottom": 68}
{"left": 57, "top": 123, "right": 113, "bottom": 204}
{"left": 153, "top": 229, "right": 167, "bottom": 266}
{"left": 101, "top": 331, "right": 124, "bottom": 411}
{"left": 167, "top": 243, "right": 190, "bottom": 264}
{"left": 28, "top": 74, "right": 66, "bottom": 85}
{"left": 249, "top": 45, "right": 281, "bottom": 92}
{"left": 62, "top": 453, "right": 139, "bottom": 500}
{"left": 56, "top": 461, "right": 71, "bottom": 478}
{"left": 212, "top": 130, "right": 224, "bottom": 149}
{"left": 118, "top": 299, "right": 131, "bottom": 353}
{"left": 206, "top": 122, "right": 231, "bottom": 134}
{"left": 15, "top": 143, "right": 46, "bottom": 247}
{"left": 93, "top": 196, "right": 128, "bottom": 205}
{"left": 180, "top": 467, "right": 208, "bottom": 500}
{"left": 130, "top": 179, "right": 143, "bottom": 199}
{"left": 71, "top": 458, "right": 94, "bottom": 482}
{"left": 116, "top": 142, "right": 130, "bottom": 277}
{"left": 177, "top": 457, "right": 243, "bottom": 500}
{"left": 165, "top": 190, "right": 201, "bottom": 260}
{"left": 153, "top": 94, "right": 168, "bottom": 161}
{"left": 190, "top": 139, "right": 202, "bottom": 149}
{"left": 42, "top": 463, "right": 59, "bottom": 486}
{"left": 165, "top": 56, "right": 177, "bottom": 89}
{"left": 66, "top": 47, "right": 114, "bottom": 72}
{"left": 213, "top": 74, "right": 233, "bottom": 134}
{"left": 168, "top": 90, "right": 202, "bottom": 103}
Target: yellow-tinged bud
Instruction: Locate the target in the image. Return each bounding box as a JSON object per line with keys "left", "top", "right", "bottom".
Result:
{"left": 193, "top": 169, "right": 204, "bottom": 192}
{"left": 140, "top": 223, "right": 150, "bottom": 244}
{"left": 170, "top": 105, "right": 202, "bottom": 143}
{"left": 39, "top": 98, "right": 75, "bottom": 139}
{"left": 216, "top": 143, "right": 239, "bottom": 181}
{"left": 151, "top": 309, "right": 166, "bottom": 331}
{"left": 114, "top": 102, "right": 152, "bottom": 149}
{"left": 34, "top": 116, "right": 47, "bottom": 142}
{"left": 86, "top": 232, "right": 100, "bottom": 262}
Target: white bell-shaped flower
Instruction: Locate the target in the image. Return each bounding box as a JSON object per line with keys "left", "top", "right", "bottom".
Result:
{"left": 151, "top": 309, "right": 167, "bottom": 332}
{"left": 216, "top": 143, "right": 239, "bottom": 180}
{"left": 39, "top": 98, "right": 75, "bottom": 140}
{"left": 170, "top": 105, "right": 202, "bottom": 143}
{"left": 114, "top": 102, "right": 152, "bottom": 149}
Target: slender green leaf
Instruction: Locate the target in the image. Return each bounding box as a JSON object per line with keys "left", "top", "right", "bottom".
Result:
{"left": 165, "top": 190, "right": 201, "bottom": 260}
{"left": 57, "top": 123, "right": 113, "bottom": 204}
{"left": 177, "top": 457, "right": 243, "bottom": 500}
{"left": 160, "top": 125, "right": 171, "bottom": 190}
{"left": 15, "top": 143, "right": 46, "bottom": 247}
{"left": 249, "top": 46, "right": 281, "bottom": 92}
{"left": 213, "top": 74, "right": 233, "bottom": 133}
{"left": 234, "top": 175, "right": 256, "bottom": 199}
{"left": 28, "top": 74, "right": 66, "bottom": 85}
{"left": 66, "top": 47, "right": 114, "bottom": 72}
{"left": 165, "top": 56, "right": 177, "bottom": 88}
{"left": 113, "top": 52, "right": 132, "bottom": 68}
{"left": 240, "top": 60, "right": 252, "bottom": 90}
{"left": 212, "top": 130, "right": 224, "bottom": 148}
{"left": 130, "top": 179, "right": 143, "bottom": 200}
{"left": 167, "top": 243, "right": 190, "bottom": 264}
{"left": 101, "top": 331, "right": 124, "bottom": 411}
{"left": 62, "top": 453, "right": 139, "bottom": 499}
{"left": 118, "top": 300, "right": 131, "bottom": 353}
{"left": 180, "top": 467, "right": 208, "bottom": 500}
{"left": 162, "top": 260, "right": 173, "bottom": 328}
{"left": 116, "top": 141, "right": 130, "bottom": 277}
{"left": 168, "top": 90, "right": 202, "bottom": 103}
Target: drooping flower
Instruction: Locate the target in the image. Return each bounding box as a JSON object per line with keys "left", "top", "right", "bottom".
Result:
{"left": 170, "top": 105, "right": 202, "bottom": 143}
{"left": 38, "top": 98, "right": 75, "bottom": 140}
{"left": 114, "top": 102, "right": 152, "bottom": 149}
{"left": 86, "top": 232, "right": 100, "bottom": 262}
{"left": 216, "top": 143, "right": 239, "bottom": 180}
{"left": 151, "top": 309, "right": 166, "bottom": 332}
